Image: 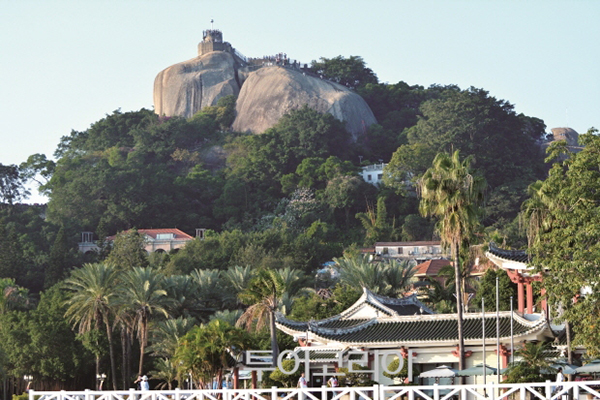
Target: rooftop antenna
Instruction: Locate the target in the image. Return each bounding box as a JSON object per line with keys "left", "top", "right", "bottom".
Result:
{"left": 211, "top": 18, "right": 214, "bottom": 29}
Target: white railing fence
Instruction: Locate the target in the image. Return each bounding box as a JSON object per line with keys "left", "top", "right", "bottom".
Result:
{"left": 28, "top": 381, "right": 600, "bottom": 400}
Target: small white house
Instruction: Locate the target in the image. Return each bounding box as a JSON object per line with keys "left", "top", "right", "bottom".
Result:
{"left": 374, "top": 241, "right": 447, "bottom": 261}
{"left": 361, "top": 163, "right": 387, "bottom": 185}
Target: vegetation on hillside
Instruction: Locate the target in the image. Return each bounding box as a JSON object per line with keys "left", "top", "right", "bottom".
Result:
{"left": 0, "top": 54, "right": 588, "bottom": 392}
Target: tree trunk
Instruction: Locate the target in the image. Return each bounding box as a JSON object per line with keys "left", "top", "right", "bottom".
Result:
{"left": 121, "top": 327, "right": 127, "bottom": 389}
{"left": 269, "top": 311, "right": 280, "bottom": 367}
{"left": 105, "top": 320, "right": 118, "bottom": 390}
{"left": 454, "top": 244, "right": 465, "bottom": 372}
{"left": 127, "top": 328, "right": 133, "bottom": 385}
{"left": 139, "top": 315, "right": 147, "bottom": 376}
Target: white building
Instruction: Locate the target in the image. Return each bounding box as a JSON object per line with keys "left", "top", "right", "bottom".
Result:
{"left": 78, "top": 228, "right": 203, "bottom": 254}
{"left": 374, "top": 241, "right": 447, "bottom": 261}
{"left": 361, "top": 163, "right": 387, "bottom": 185}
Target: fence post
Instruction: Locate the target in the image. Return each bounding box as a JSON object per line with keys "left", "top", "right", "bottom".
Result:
{"left": 85, "top": 388, "right": 91, "bottom": 400}
{"left": 520, "top": 385, "right": 526, "bottom": 400}
{"left": 273, "top": 386, "right": 279, "bottom": 400}
{"left": 574, "top": 382, "right": 579, "bottom": 400}
{"left": 546, "top": 380, "right": 552, "bottom": 400}
{"left": 409, "top": 385, "right": 414, "bottom": 400}
{"left": 129, "top": 388, "right": 136, "bottom": 400}
{"left": 322, "top": 385, "right": 327, "bottom": 400}
{"left": 433, "top": 384, "right": 439, "bottom": 400}
{"left": 175, "top": 388, "right": 181, "bottom": 400}
{"left": 29, "top": 389, "right": 35, "bottom": 400}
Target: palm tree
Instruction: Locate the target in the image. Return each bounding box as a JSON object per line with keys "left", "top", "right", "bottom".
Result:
{"left": 176, "top": 320, "right": 249, "bottom": 389}
{"left": 237, "top": 268, "right": 285, "bottom": 366}
{"left": 190, "top": 269, "right": 230, "bottom": 314}
{"left": 147, "top": 316, "right": 197, "bottom": 358}
{"left": 521, "top": 180, "right": 574, "bottom": 368}
{"left": 504, "top": 341, "right": 554, "bottom": 383}
{"left": 118, "top": 267, "right": 172, "bottom": 376}
{"left": 356, "top": 197, "right": 395, "bottom": 245}
{"left": 163, "top": 274, "right": 202, "bottom": 318}
{"left": 210, "top": 309, "right": 244, "bottom": 326}
{"left": 335, "top": 254, "right": 388, "bottom": 294}
{"left": 335, "top": 255, "right": 416, "bottom": 297}
{"left": 381, "top": 259, "right": 417, "bottom": 297}
{"left": 418, "top": 150, "right": 486, "bottom": 370}
{"left": 149, "top": 358, "right": 179, "bottom": 389}
{"left": 63, "top": 263, "right": 119, "bottom": 389}
{"left": 0, "top": 277, "right": 31, "bottom": 314}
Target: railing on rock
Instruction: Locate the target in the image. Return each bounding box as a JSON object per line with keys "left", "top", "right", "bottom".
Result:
{"left": 28, "top": 380, "right": 600, "bottom": 400}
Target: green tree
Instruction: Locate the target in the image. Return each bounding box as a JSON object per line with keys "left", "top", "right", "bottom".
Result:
{"left": 118, "top": 267, "right": 172, "bottom": 376}
{"left": 0, "top": 286, "right": 92, "bottom": 386}
{"left": 334, "top": 254, "right": 416, "bottom": 297}
{"left": 175, "top": 320, "right": 249, "bottom": 389}
{"left": 528, "top": 129, "right": 600, "bottom": 356}
{"left": 63, "top": 263, "right": 119, "bottom": 389}
{"left": 417, "top": 150, "right": 486, "bottom": 370}
{"left": 0, "top": 164, "right": 29, "bottom": 207}
{"left": 0, "top": 278, "right": 31, "bottom": 314}
{"left": 385, "top": 87, "right": 544, "bottom": 202}
{"left": 355, "top": 197, "right": 396, "bottom": 245}
{"left": 504, "top": 341, "right": 553, "bottom": 383}
{"left": 45, "top": 226, "right": 73, "bottom": 288}
{"left": 472, "top": 268, "right": 517, "bottom": 312}
{"left": 106, "top": 229, "right": 149, "bottom": 271}
{"left": 237, "top": 269, "right": 286, "bottom": 367}
{"left": 310, "top": 56, "right": 378, "bottom": 89}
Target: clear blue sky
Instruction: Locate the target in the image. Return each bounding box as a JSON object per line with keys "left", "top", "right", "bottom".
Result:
{"left": 1, "top": 1, "right": 598, "bottom": 202}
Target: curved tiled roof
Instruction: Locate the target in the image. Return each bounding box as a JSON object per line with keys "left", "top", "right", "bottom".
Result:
{"left": 310, "top": 313, "right": 545, "bottom": 344}
{"left": 488, "top": 242, "right": 529, "bottom": 263}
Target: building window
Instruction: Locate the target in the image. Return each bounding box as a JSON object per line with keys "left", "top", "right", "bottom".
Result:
{"left": 367, "top": 174, "right": 372, "bottom": 181}
{"left": 377, "top": 174, "right": 383, "bottom": 180}
{"left": 398, "top": 247, "right": 403, "bottom": 254}
{"left": 413, "top": 247, "right": 419, "bottom": 255}
{"left": 157, "top": 233, "right": 175, "bottom": 240}
{"left": 382, "top": 247, "right": 389, "bottom": 255}
{"left": 82, "top": 232, "right": 93, "bottom": 243}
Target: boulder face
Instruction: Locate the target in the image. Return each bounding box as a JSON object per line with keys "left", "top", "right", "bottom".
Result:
{"left": 153, "top": 51, "right": 240, "bottom": 118}
{"left": 551, "top": 127, "right": 579, "bottom": 147}
{"left": 231, "top": 67, "right": 377, "bottom": 139}
{"left": 153, "top": 37, "right": 378, "bottom": 137}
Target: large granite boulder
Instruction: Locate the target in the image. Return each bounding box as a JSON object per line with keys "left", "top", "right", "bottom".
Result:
{"left": 231, "top": 66, "right": 377, "bottom": 139}
{"left": 154, "top": 51, "right": 240, "bottom": 118}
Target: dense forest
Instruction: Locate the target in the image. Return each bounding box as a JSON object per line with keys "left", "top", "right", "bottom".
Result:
{"left": 0, "top": 55, "right": 553, "bottom": 394}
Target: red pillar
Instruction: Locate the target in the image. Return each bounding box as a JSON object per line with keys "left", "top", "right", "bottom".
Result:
{"left": 526, "top": 283, "right": 534, "bottom": 314}
{"left": 233, "top": 367, "right": 239, "bottom": 389}
{"left": 517, "top": 281, "right": 525, "bottom": 313}
{"left": 251, "top": 370, "right": 257, "bottom": 389}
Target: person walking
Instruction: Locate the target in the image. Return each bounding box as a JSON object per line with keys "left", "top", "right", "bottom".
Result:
{"left": 554, "top": 367, "right": 564, "bottom": 398}
{"left": 327, "top": 376, "right": 339, "bottom": 399}
{"left": 140, "top": 375, "right": 150, "bottom": 391}
{"left": 298, "top": 373, "right": 308, "bottom": 388}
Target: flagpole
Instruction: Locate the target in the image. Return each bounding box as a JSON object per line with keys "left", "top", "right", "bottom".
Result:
{"left": 496, "top": 276, "right": 500, "bottom": 380}
{"left": 482, "top": 297, "right": 486, "bottom": 386}
{"left": 510, "top": 296, "right": 514, "bottom": 365}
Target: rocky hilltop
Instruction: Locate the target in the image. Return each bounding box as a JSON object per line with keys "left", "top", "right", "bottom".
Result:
{"left": 153, "top": 29, "right": 376, "bottom": 138}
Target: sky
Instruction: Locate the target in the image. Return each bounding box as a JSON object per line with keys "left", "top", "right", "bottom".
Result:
{"left": 1, "top": 0, "right": 599, "bottom": 203}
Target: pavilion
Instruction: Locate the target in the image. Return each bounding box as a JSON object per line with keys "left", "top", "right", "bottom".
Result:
{"left": 275, "top": 287, "right": 555, "bottom": 386}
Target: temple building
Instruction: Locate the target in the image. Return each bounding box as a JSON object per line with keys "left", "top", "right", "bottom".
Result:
{"left": 275, "top": 287, "right": 555, "bottom": 387}
{"left": 485, "top": 242, "right": 546, "bottom": 315}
